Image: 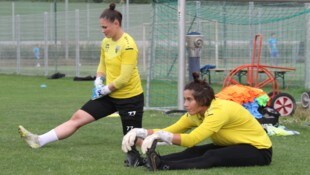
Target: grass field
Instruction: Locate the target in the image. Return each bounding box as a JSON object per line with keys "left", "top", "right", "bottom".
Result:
{"left": 1, "top": 74, "right": 309, "bottom": 175}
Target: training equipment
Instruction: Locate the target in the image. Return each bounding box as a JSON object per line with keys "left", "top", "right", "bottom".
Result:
{"left": 124, "top": 147, "right": 146, "bottom": 167}
{"left": 18, "top": 125, "right": 40, "bottom": 149}
{"left": 122, "top": 128, "right": 148, "bottom": 153}
{"left": 223, "top": 34, "right": 296, "bottom": 117}
{"left": 141, "top": 130, "right": 173, "bottom": 154}
{"left": 94, "top": 76, "right": 105, "bottom": 88}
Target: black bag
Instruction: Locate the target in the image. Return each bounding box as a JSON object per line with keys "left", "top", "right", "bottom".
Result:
{"left": 73, "top": 76, "right": 95, "bottom": 81}
{"left": 48, "top": 72, "right": 66, "bottom": 79}
{"left": 257, "top": 107, "right": 280, "bottom": 126}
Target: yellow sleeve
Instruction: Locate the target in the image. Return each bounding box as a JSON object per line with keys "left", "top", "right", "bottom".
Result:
{"left": 113, "top": 49, "right": 137, "bottom": 89}
{"left": 162, "top": 114, "right": 196, "bottom": 133}
{"left": 121, "top": 48, "right": 137, "bottom": 65}
{"left": 151, "top": 114, "right": 195, "bottom": 133}
{"left": 179, "top": 110, "right": 226, "bottom": 147}
{"left": 151, "top": 113, "right": 217, "bottom": 148}
{"left": 179, "top": 121, "right": 215, "bottom": 147}
{"left": 158, "top": 113, "right": 215, "bottom": 148}
{"left": 97, "top": 41, "right": 106, "bottom": 74}
{"left": 113, "top": 64, "right": 134, "bottom": 89}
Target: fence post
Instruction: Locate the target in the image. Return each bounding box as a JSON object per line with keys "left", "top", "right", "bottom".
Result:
{"left": 305, "top": 4, "right": 310, "bottom": 89}
{"left": 65, "top": 0, "right": 69, "bottom": 60}
{"left": 86, "top": 3, "right": 90, "bottom": 40}
{"left": 177, "top": 0, "right": 186, "bottom": 110}
{"left": 16, "top": 15, "right": 20, "bottom": 74}
{"left": 75, "top": 9, "right": 80, "bottom": 77}
{"left": 142, "top": 23, "right": 150, "bottom": 73}
{"left": 126, "top": 0, "right": 129, "bottom": 30}
{"left": 49, "top": 3, "right": 53, "bottom": 42}
{"left": 44, "top": 12, "right": 49, "bottom": 76}
{"left": 11, "top": 2, "right": 15, "bottom": 41}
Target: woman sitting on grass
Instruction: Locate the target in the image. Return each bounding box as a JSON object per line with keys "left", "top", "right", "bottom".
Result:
{"left": 122, "top": 72, "right": 272, "bottom": 171}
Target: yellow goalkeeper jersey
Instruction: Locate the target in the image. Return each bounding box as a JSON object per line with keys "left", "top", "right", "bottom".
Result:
{"left": 163, "top": 98, "right": 272, "bottom": 149}
{"left": 97, "top": 33, "right": 143, "bottom": 99}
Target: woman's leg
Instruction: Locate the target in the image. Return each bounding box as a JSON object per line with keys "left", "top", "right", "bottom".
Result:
{"left": 19, "top": 97, "right": 115, "bottom": 148}
{"left": 18, "top": 110, "right": 95, "bottom": 148}
{"left": 161, "top": 143, "right": 223, "bottom": 161}
{"left": 114, "top": 93, "right": 145, "bottom": 167}
{"left": 38, "top": 110, "right": 95, "bottom": 147}
{"left": 53, "top": 110, "right": 95, "bottom": 139}
{"left": 159, "top": 144, "right": 272, "bottom": 170}
{"left": 53, "top": 96, "right": 116, "bottom": 140}
{"left": 115, "top": 93, "right": 144, "bottom": 135}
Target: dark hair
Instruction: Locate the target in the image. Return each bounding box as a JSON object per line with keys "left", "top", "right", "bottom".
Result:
{"left": 99, "top": 3, "right": 122, "bottom": 26}
{"left": 184, "top": 72, "right": 215, "bottom": 106}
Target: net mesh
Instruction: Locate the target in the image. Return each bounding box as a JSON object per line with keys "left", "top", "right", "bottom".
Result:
{"left": 146, "top": 0, "right": 309, "bottom": 108}
{"left": 0, "top": 1, "right": 309, "bottom": 109}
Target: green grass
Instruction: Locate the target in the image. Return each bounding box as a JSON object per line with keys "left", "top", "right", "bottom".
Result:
{"left": 0, "top": 74, "right": 309, "bottom": 175}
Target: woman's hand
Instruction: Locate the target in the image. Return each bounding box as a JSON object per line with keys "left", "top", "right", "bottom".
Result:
{"left": 121, "top": 128, "right": 148, "bottom": 153}
{"left": 141, "top": 130, "right": 173, "bottom": 154}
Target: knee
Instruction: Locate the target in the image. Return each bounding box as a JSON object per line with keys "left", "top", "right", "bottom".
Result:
{"left": 203, "top": 150, "right": 221, "bottom": 164}
{"left": 69, "top": 110, "right": 94, "bottom": 128}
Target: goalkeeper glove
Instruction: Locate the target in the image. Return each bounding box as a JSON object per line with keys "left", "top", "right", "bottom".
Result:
{"left": 141, "top": 130, "right": 173, "bottom": 154}
{"left": 94, "top": 76, "right": 105, "bottom": 88}
{"left": 122, "top": 128, "right": 148, "bottom": 153}
{"left": 91, "top": 85, "right": 111, "bottom": 100}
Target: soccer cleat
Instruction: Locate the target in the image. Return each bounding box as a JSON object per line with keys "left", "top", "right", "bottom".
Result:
{"left": 18, "top": 125, "right": 40, "bottom": 149}
{"left": 124, "top": 147, "right": 146, "bottom": 167}
{"left": 146, "top": 140, "right": 161, "bottom": 171}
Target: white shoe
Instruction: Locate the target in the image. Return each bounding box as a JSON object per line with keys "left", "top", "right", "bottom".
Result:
{"left": 18, "top": 125, "right": 40, "bottom": 148}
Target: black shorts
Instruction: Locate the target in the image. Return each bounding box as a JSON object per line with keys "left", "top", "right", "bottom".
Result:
{"left": 81, "top": 93, "right": 144, "bottom": 134}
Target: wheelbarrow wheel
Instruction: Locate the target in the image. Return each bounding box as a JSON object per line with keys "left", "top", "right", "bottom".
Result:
{"left": 270, "top": 92, "right": 296, "bottom": 116}
{"left": 301, "top": 91, "right": 310, "bottom": 109}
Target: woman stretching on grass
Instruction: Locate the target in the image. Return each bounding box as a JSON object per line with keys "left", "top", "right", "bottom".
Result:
{"left": 18, "top": 3, "right": 144, "bottom": 167}
{"left": 122, "top": 72, "right": 272, "bottom": 171}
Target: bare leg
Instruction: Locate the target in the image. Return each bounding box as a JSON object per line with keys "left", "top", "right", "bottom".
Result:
{"left": 54, "top": 109, "right": 96, "bottom": 140}
{"left": 18, "top": 109, "right": 96, "bottom": 148}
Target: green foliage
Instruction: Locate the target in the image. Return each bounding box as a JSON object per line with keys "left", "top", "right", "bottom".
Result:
{"left": 0, "top": 74, "right": 310, "bottom": 174}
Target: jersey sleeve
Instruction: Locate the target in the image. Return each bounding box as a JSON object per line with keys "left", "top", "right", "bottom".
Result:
{"left": 162, "top": 114, "right": 196, "bottom": 133}
{"left": 113, "top": 64, "right": 135, "bottom": 89}
{"left": 113, "top": 47, "right": 138, "bottom": 89}
{"left": 97, "top": 40, "right": 106, "bottom": 74}
{"left": 179, "top": 109, "right": 228, "bottom": 147}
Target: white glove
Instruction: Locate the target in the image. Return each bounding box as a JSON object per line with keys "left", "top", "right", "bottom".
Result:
{"left": 141, "top": 130, "right": 173, "bottom": 154}
{"left": 121, "top": 128, "right": 148, "bottom": 153}
{"left": 91, "top": 85, "right": 111, "bottom": 100}
{"left": 94, "top": 76, "right": 105, "bottom": 88}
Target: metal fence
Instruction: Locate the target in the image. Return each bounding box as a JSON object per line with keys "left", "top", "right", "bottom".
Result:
{"left": 1, "top": 1, "right": 310, "bottom": 109}
{"left": 0, "top": 1, "right": 152, "bottom": 77}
